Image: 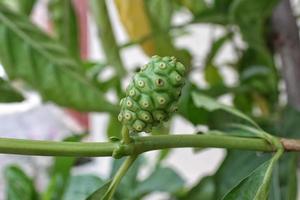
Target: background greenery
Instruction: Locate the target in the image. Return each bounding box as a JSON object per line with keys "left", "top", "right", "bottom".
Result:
{"left": 0, "top": 0, "right": 299, "bottom": 199}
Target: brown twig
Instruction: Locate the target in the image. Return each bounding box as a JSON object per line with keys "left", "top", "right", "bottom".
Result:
{"left": 280, "top": 138, "right": 300, "bottom": 151}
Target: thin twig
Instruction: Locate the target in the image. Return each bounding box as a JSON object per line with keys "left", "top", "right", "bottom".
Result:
{"left": 280, "top": 138, "right": 300, "bottom": 151}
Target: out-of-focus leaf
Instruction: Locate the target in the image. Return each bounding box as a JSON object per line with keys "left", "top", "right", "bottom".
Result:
{"left": 145, "top": 0, "right": 172, "bottom": 31}
{"left": 191, "top": 92, "right": 259, "bottom": 128}
{"left": 222, "top": 150, "right": 282, "bottom": 200}
{"left": 205, "top": 33, "right": 231, "bottom": 66}
{"left": 133, "top": 167, "right": 185, "bottom": 198}
{"left": 90, "top": 0, "right": 125, "bottom": 77}
{"left": 5, "top": 165, "right": 38, "bottom": 200}
{"left": 193, "top": 8, "right": 228, "bottom": 25}
{"left": 215, "top": 151, "right": 271, "bottom": 199}
{"left": 0, "top": 0, "right": 36, "bottom": 15}
{"left": 83, "top": 61, "right": 123, "bottom": 96}
{"left": 274, "top": 106, "right": 299, "bottom": 200}
{"left": 179, "top": 84, "right": 267, "bottom": 135}
{"left": 279, "top": 106, "right": 300, "bottom": 138}
{"left": 237, "top": 49, "right": 276, "bottom": 94}
{"left": 114, "top": 0, "right": 156, "bottom": 55}
{"left": 0, "top": 5, "right": 118, "bottom": 113}
{"left": 0, "top": 78, "right": 24, "bottom": 102}
{"left": 233, "top": 92, "right": 253, "bottom": 115}
{"left": 276, "top": 153, "right": 298, "bottom": 200}
{"left": 204, "top": 64, "right": 224, "bottom": 87}
{"left": 144, "top": 0, "right": 191, "bottom": 66}
{"left": 192, "top": 0, "right": 235, "bottom": 25}
{"left": 43, "top": 134, "right": 85, "bottom": 200}
{"left": 84, "top": 61, "right": 106, "bottom": 81}
{"left": 230, "top": 0, "right": 278, "bottom": 50}
{"left": 107, "top": 114, "right": 122, "bottom": 138}
{"left": 229, "top": 0, "right": 279, "bottom": 115}
{"left": 233, "top": 48, "right": 278, "bottom": 115}
{"left": 215, "top": 0, "right": 233, "bottom": 13}
{"left": 179, "top": 176, "right": 215, "bottom": 200}
{"left": 178, "top": 82, "right": 209, "bottom": 125}
{"left": 49, "top": 0, "right": 80, "bottom": 58}
{"left": 86, "top": 180, "right": 112, "bottom": 200}
{"left": 179, "top": 0, "right": 207, "bottom": 14}
{"left": 62, "top": 175, "right": 105, "bottom": 200}
{"left": 19, "top": 0, "right": 36, "bottom": 15}
{"left": 116, "top": 0, "right": 191, "bottom": 66}
{"left": 203, "top": 33, "right": 230, "bottom": 88}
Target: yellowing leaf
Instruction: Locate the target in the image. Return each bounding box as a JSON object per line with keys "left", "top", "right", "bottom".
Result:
{"left": 115, "top": 0, "right": 155, "bottom": 55}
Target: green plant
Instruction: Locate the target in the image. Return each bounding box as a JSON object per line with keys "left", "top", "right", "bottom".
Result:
{"left": 0, "top": 0, "right": 300, "bottom": 199}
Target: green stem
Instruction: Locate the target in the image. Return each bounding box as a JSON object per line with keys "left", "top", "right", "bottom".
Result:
{"left": 0, "top": 134, "right": 275, "bottom": 157}
{"left": 121, "top": 126, "right": 131, "bottom": 144}
{"left": 105, "top": 155, "right": 138, "bottom": 199}
{"left": 90, "top": 0, "right": 126, "bottom": 76}
{"left": 132, "top": 134, "right": 275, "bottom": 153}
{"left": 0, "top": 138, "right": 118, "bottom": 157}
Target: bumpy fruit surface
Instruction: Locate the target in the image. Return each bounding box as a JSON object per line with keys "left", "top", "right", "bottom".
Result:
{"left": 118, "top": 55, "right": 187, "bottom": 133}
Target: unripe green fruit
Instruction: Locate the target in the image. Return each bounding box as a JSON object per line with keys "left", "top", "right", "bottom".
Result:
{"left": 118, "top": 55, "right": 187, "bottom": 133}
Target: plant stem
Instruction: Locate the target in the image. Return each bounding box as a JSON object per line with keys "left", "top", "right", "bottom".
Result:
{"left": 105, "top": 155, "right": 138, "bottom": 199}
{"left": 0, "top": 138, "right": 118, "bottom": 157}
{"left": 132, "top": 134, "right": 275, "bottom": 153}
{"left": 0, "top": 134, "right": 276, "bottom": 157}
{"left": 90, "top": 0, "right": 126, "bottom": 76}
{"left": 121, "top": 126, "right": 131, "bottom": 144}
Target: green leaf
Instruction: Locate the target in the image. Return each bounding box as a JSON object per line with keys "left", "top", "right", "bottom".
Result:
{"left": 204, "top": 64, "right": 224, "bottom": 87}
{"left": 193, "top": 8, "right": 229, "bottom": 25}
{"left": 205, "top": 33, "right": 231, "bottom": 66}
{"left": 0, "top": 0, "right": 36, "bottom": 15}
{"left": 214, "top": 150, "right": 271, "bottom": 199}
{"left": 222, "top": 150, "right": 282, "bottom": 200}
{"left": 180, "top": 176, "right": 215, "bottom": 200}
{"left": 107, "top": 114, "right": 122, "bottom": 138}
{"left": 90, "top": 0, "right": 125, "bottom": 76}
{"left": 178, "top": 82, "right": 209, "bottom": 125}
{"left": 274, "top": 106, "right": 299, "bottom": 200}
{"left": 0, "top": 78, "right": 24, "bottom": 102}
{"left": 145, "top": 0, "right": 173, "bottom": 29}
{"left": 229, "top": 0, "right": 278, "bottom": 50}
{"left": 279, "top": 106, "right": 300, "bottom": 138}
{"left": 133, "top": 167, "right": 185, "bottom": 198}
{"left": 144, "top": 0, "right": 191, "bottom": 66}
{"left": 179, "top": 0, "right": 207, "bottom": 14}
{"left": 229, "top": 0, "right": 279, "bottom": 114}
{"left": 86, "top": 180, "right": 112, "bottom": 200}
{"left": 62, "top": 175, "right": 105, "bottom": 200}
{"left": 18, "top": 0, "right": 36, "bottom": 15}
{"left": 49, "top": 0, "right": 80, "bottom": 58}
{"left": 214, "top": 0, "right": 233, "bottom": 13}
{"left": 274, "top": 153, "right": 298, "bottom": 200}
{"left": 0, "top": 5, "right": 118, "bottom": 113}
{"left": 43, "top": 134, "right": 86, "bottom": 200}
{"left": 191, "top": 92, "right": 259, "bottom": 128}
{"left": 180, "top": 85, "right": 273, "bottom": 140}
{"left": 233, "top": 48, "right": 278, "bottom": 115}
{"left": 5, "top": 165, "right": 38, "bottom": 200}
